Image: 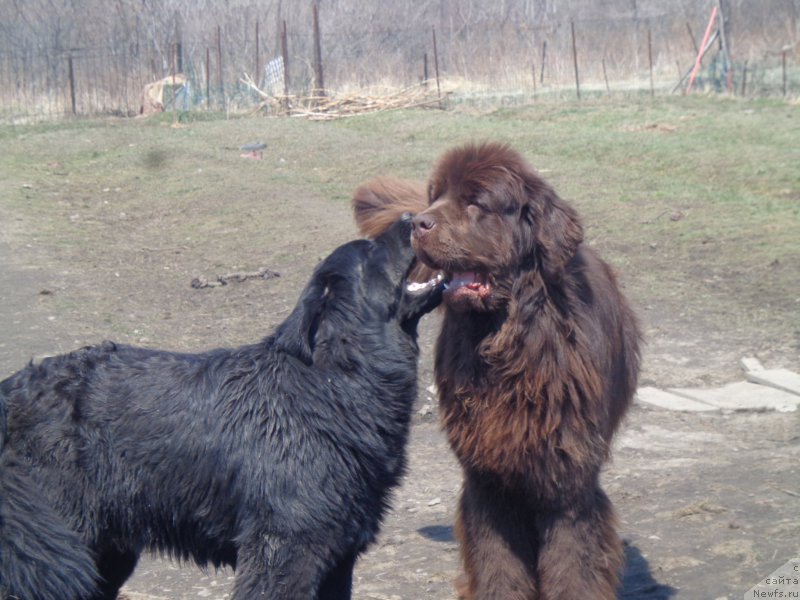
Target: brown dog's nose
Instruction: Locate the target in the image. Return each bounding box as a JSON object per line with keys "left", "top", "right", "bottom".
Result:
{"left": 411, "top": 212, "right": 436, "bottom": 237}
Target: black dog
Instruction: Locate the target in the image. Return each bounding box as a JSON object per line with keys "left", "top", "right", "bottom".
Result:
{"left": 0, "top": 217, "right": 442, "bottom": 600}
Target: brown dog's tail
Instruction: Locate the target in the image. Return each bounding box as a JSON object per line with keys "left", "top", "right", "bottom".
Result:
{"left": 352, "top": 176, "right": 440, "bottom": 284}
{"left": 352, "top": 176, "right": 428, "bottom": 239}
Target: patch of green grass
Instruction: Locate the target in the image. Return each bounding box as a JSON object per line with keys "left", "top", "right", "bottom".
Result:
{"left": 1, "top": 97, "right": 798, "bottom": 341}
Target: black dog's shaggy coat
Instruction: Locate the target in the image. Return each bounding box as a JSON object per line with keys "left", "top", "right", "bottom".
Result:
{"left": 0, "top": 218, "right": 441, "bottom": 600}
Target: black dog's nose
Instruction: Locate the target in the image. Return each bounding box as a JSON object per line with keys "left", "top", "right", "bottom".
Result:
{"left": 411, "top": 212, "right": 436, "bottom": 236}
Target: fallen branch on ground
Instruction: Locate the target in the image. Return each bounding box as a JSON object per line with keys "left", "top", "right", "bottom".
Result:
{"left": 191, "top": 267, "right": 280, "bottom": 289}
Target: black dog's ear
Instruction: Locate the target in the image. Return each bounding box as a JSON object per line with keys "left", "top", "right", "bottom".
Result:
{"left": 519, "top": 176, "right": 583, "bottom": 281}
{"left": 274, "top": 279, "right": 327, "bottom": 366}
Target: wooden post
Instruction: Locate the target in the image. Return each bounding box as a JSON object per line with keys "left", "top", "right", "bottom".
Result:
{"left": 716, "top": 0, "right": 732, "bottom": 93}
{"left": 602, "top": 57, "right": 610, "bottom": 95}
{"left": 205, "top": 47, "right": 211, "bottom": 111}
{"left": 312, "top": 2, "right": 325, "bottom": 98}
{"left": 632, "top": 0, "right": 640, "bottom": 72}
{"left": 540, "top": 40, "right": 547, "bottom": 84}
{"left": 67, "top": 54, "right": 77, "bottom": 115}
{"left": 255, "top": 19, "right": 260, "bottom": 86}
{"left": 432, "top": 25, "right": 442, "bottom": 107}
{"left": 571, "top": 21, "right": 581, "bottom": 100}
{"left": 782, "top": 50, "right": 788, "bottom": 97}
{"left": 275, "top": 0, "right": 284, "bottom": 52}
{"left": 216, "top": 25, "right": 225, "bottom": 111}
{"left": 175, "top": 12, "right": 183, "bottom": 74}
{"left": 423, "top": 52, "right": 429, "bottom": 85}
{"left": 89, "top": 53, "right": 98, "bottom": 115}
{"left": 176, "top": 41, "right": 183, "bottom": 74}
{"left": 171, "top": 42, "right": 177, "bottom": 126}
{"left": 281, "top": 20, "right": 290, "bottom": 113}
{"left": 740, "top": 59, "right": 748, "bottom": 97}
{"left": 648, "top": 28, "right": 654, "bottom": 97}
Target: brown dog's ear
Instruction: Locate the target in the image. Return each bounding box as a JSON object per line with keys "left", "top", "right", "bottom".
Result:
{"left": 519, "top": 176, "right": 584, "bottom": 281}
{"left": 352, "top": 176, "right": 428, "bottom": 239}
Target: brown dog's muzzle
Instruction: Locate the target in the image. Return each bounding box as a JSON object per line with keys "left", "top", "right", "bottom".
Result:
{"left": 411, "top": 212, "right": 436, "bottom": 239}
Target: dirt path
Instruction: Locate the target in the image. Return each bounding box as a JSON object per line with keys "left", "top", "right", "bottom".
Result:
{"left": 0, "top": 241, "right": 79, "bottom": 364}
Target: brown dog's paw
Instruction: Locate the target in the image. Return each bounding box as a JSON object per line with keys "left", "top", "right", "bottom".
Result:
{"left": 454, "top": 572, "right": 473, "bottom": 599}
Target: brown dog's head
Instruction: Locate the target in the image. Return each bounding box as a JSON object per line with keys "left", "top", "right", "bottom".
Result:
{"left": 411, "top": 142, "right": 583, "bottom": 312}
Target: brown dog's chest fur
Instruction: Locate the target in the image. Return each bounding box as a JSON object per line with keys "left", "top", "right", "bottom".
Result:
{"left": 352, "top": 143, "right": 642, "bottom": 597}
{"left": 434, "top": 283, "right": 614, "bottom": 506}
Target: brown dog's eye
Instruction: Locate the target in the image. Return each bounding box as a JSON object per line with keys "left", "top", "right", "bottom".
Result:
{"left": 467, "top": 198, "right": 489, "bottom": 212}
{"left": 427, "top": 182, "right": 440, "bottom": 205}
{"left": 466, "top": 204, "right": 483, "bottom": 220}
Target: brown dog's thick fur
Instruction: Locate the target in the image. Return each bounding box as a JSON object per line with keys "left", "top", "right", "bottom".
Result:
{"left": 353, "top": 142, "right": 641, "bottom": 600}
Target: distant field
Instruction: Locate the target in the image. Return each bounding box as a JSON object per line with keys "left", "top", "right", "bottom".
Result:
{"left": 1, "top": 96, "right": 798, "bottom": 385}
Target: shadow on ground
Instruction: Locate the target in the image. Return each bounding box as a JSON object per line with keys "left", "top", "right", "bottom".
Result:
{"left": 620, "top": 542, "right": 677, "bottom": 599}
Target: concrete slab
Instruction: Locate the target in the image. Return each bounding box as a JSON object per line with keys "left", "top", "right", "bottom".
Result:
{"left": 740, "top": 357, "right": 765, "bottom": 372}
{"left": 669, "top": 381, "right": 800, "bottom": 413}
{"left": 744, "top": 368, "right": 800, "bottom": 397}
{"left": 636, "top": 386, "right": 719, "bottom": 412}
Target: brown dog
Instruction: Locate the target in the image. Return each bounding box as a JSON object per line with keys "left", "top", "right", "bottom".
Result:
{"left": 353, "top": 142, "right": 641, "bottom": 599}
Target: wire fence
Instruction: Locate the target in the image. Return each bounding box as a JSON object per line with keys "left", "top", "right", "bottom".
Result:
{"left": 0, "top": 8, "right": 797, "bottom": 123}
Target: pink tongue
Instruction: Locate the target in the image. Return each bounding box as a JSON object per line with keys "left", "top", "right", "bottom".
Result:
{"left": 451, "top": 272, "right": 479, "bottom": 289}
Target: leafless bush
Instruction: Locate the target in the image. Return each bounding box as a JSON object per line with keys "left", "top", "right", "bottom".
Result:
{"left": 0, "top": 0, "right": 797, "bottom": 120}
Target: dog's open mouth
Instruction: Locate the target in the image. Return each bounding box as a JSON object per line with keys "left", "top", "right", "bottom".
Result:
{"left": 443, "top": 272, "right": 492, "bottom": 302}
{"left": 405, "top": 271, "right": 444, "bottom": 296}
{"left": 406, "top": 271, "right": 492, "bottom": 304}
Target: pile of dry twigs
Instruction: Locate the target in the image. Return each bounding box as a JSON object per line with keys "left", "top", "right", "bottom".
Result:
{"left": 240, "top": 73, "right": 447, "bottom": 120}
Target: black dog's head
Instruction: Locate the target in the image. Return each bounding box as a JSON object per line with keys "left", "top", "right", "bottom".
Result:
{"left": 275, "top": 217, "right": 443, "bottom": 367}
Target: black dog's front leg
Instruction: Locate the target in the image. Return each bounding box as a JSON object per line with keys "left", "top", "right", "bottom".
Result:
{"left": 89, "top": 547, "right": 139, "bottom": 600}
{"left": 317, "top": 551, "right": 357, "bottom": 600}
{"left": 232, "top": 536, "right": 324, "bottom": 600}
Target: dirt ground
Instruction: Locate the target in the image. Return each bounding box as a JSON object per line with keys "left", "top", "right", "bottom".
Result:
{"left": 2, "top": 220, "right": 798, "bottom": 600}
{"left": 0, "top": 113, "right": 798, "bottom": 599}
